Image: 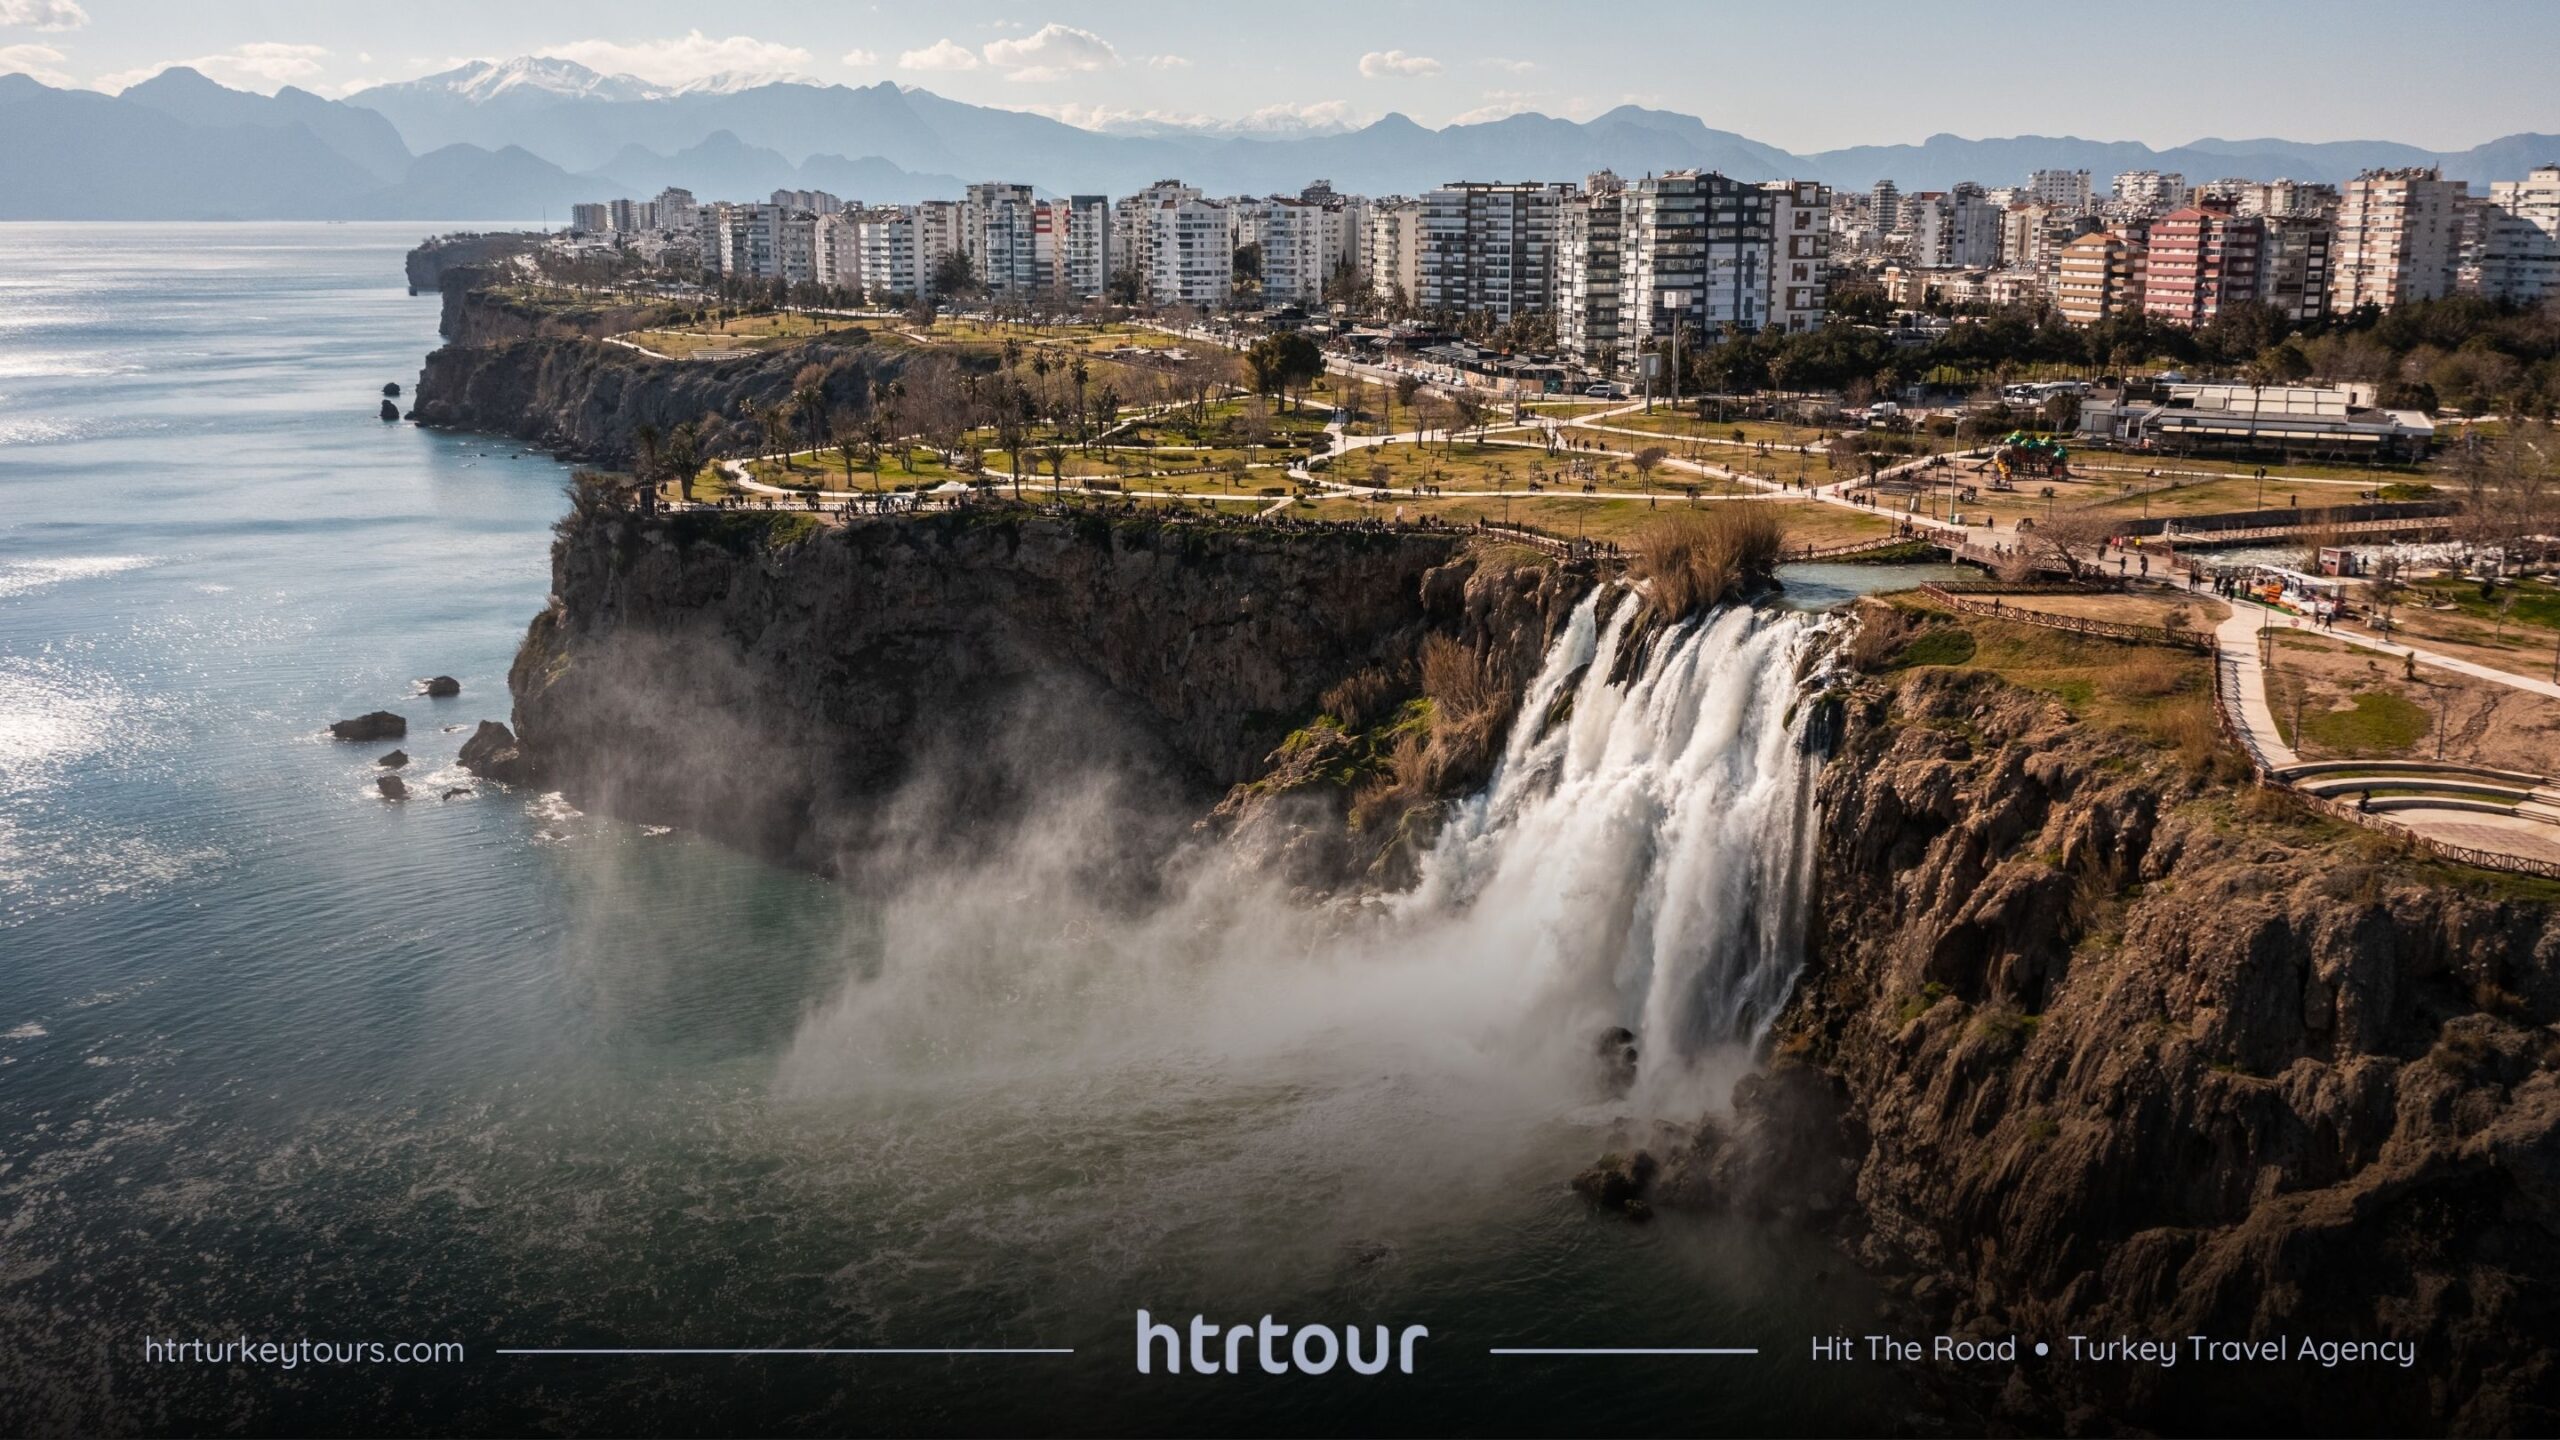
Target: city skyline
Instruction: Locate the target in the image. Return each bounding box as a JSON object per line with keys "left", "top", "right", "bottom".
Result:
{"left": 7, "top": 0, "right": 2560, "bottom": 152}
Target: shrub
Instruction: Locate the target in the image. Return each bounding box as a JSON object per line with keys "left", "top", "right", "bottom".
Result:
{"left": 1628, "top": 508, "right": 1784, "bottom": 620}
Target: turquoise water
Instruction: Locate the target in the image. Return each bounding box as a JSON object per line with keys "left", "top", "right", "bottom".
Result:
{"left": 0, "top": 225, "right": 1905, "bottom": 1436}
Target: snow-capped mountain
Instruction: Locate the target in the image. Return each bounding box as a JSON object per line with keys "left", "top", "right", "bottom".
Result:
{"left": 402, "top": 57, "right": 667, "bottom": 106}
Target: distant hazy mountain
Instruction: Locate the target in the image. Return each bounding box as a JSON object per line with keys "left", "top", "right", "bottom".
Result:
{"left": 3, "top": 60, "right": 2553, "bottom": 221}
{"left": 117, "top": 66, "right": 415, "bottom": 184}
{"left": 0, "top": 72, "right": 616, "bottom": 220}
{"left": 593, "top": 130, "right": 963, "bottom": 202}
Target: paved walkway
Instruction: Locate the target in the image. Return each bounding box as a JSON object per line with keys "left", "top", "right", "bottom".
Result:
{"left": 2214, "top": 601, "right": 2302, "bottom": 770}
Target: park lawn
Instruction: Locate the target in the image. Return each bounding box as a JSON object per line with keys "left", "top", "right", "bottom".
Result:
{"left": 748, "top": 447, "right": 970, "bottom": 490}
{"left": 625, "top": 310, "right": 870, "bottom": 358}
{"left": 1885, "top": 598, "right": 2221, "bottom": 757}
{"left": 1338, "top": 439, "right": 1778, "bottom": 498}
{"left": 1595, "top": 413, "right": 1834, "bottom": 449}
{"left": 2411, "top": 576, "right": 2560, "bottom": 634}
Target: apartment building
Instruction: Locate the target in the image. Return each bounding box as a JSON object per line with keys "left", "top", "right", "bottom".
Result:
{"left": 1554, "top": 183, "right": 1623, "bottom": 371}
{"left": 1907, "top": 184, "right": 2000, "bottom": 268}
{"left": 2027, "top": 168, "right": 2093, "bottom": 213}
{"left": 770, "top": 189, "right": 843, "bottom": 215}
{"left": 2329, "top": 166, "right": 2467, "bottom": 311}
{"left": 569, "top": 203, "right": 610, "bottom": 234}
{"left": 1417, "top": 180, "right": 1571, "bottom": 323}
{"left": 2112, "top": 170, "right": 2190, "bottom": 212}
{"left": 2054, "top": 231, "right": 2147, "bottom": 324}
{"left": 1762, "top": 179, "right": 1831, "bottom": 332}
{"left": 813, "top": 210, "right": 862, "bottom": 293}
{"left": 1054, "top": 194, "right": 1112, "bottom": 300}
{"left": 1617, "top": 170, "right": 1773, "bottom": 357}
{"left": 653, "top": 188, "right": 698, "bottom": 233}
{"left": 1870, "top": 179, "right": 1901, "bottom": 234}
{"left": 856, "top": 207, "right": 921, "bottom": 301}
{"left": 2141, "top": 204, "right": 2264, "bottom": 328}
{"left": 1109, "top": 181, "right": 1232, "bottom": 309}
{"left": 1366, "top": 199, "right": 1423, "bottom": 308}
{"left": 2258, "top": 215, "right": 2333, "bottom": 323}
{"left": 2469, "top": 165, "right": 2560, "bottom": 303}
{"left": 962, "top": 182, "right": 1042, "bottom": 296}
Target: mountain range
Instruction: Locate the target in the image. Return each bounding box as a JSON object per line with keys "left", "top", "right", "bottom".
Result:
{"left": 2, "top": 57, "right": 2553, "bottom": 221}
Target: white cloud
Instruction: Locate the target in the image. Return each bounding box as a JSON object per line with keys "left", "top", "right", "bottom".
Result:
{"left": 1448, "top": 91, "right": 1542, "bottom": 125}
{"left": 1020, "top": 97, "right": 1363, "bottom": 138}
{"left": 982, "top": 23, "right": 1117, "bottom": 81}
{"left": 1483, "top": 57, "right": 1536, "bottom": 75}
{"left": 540, "top": 31, "right": 811, "bottom": 87}
{"left": 1236, "top": 99, "right": 1361, "bottom": 134}
{"left": 898, "top": 38, "right": 979, "bottom": 72}
{"left": 0, "top": 40, "right": 70, "bottom": 85}
{"left": 0, "top": 0, "right": 86, "bottom": 32}
{"left": 1358, "top": 49, "right": 1439, "bottom": 79}
{"left": 841, "top": 47, "right": 879, "bottom": 67}
{"left": 1143, "top": 53, "right": 1190, "bottom": 70}
{"left": 97, "top": 42, "right": 330, "bottom": 94}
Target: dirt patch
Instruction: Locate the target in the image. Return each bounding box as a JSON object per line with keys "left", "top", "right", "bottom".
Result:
{"left": 2262, "top": 629, "right": 2560, "bottom": 775}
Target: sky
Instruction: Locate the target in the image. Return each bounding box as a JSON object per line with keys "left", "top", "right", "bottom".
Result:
{"left": 4, "top": 0, "right": 2556, "bottom": 151}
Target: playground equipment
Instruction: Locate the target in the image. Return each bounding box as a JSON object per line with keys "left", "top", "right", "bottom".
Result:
{"left": 1984, "top": 431, "right": 2071, "bottom": 485}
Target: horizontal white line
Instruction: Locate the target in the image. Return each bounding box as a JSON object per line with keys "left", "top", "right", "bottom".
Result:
{"left": 495, "top": 1348, "right": 1075, "bottom": 1356}
{"left": 1488, "top": 1347, "right": 1759, "bottom": 1356}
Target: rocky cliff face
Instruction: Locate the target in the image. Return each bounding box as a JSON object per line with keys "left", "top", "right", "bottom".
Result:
{"left": 408, "top": 273, "right": 887, "bottom": 465}
{"left": 403, "top": 233, "right": 538, "bottom": 294}
{"left": 1749, "top": 648, "right": 2560, "bottom": 1434}
{"left": 507, "top": 502, "right": 1584, "bottom": 884}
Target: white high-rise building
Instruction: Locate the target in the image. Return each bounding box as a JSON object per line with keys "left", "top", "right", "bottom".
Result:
{"left": 856, "top": 207, "right": 922, "bottom": 302}
{"left": 2330, "top": 167, "right": 2467, "bottom": 311}
{"left": 814, "top": 211, "right": 863, "bottom": 293}
{"left": 1057, "top": 194, "right": 1112, "bottom": 300}
{"left": 1554, "top": 183, "right": 1623, "bottom": 372}
{"left": 2471, "top": 165, "right": 2560, "bottom": 303}
{"left": 963, "top": 182, "right": 1041, "bottom": 295}
{"left": 2112, "top": 170, "right": 2190, "bottom": 212}
{"left": 1113, "top": 181, "right": 1231, "bottom": 309}
{"left": 653, "top": 188, "right": 699, "bottom": 233}
{"left": 2027, "top": 169, "right": 2093, "bottom": 213}
{"left": 1365, "top": 199, "right": 1423, "bottom": 310}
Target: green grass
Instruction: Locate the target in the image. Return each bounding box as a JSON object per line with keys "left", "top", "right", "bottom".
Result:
{"left": 1894, "top": 627, "right": 1979, "bottom": 668}
{"left": 2413, "top": 578, "right": 2560, "bottom": 634}
{"left": 2296, "top": 691, "right": 2431, "bottom": 754}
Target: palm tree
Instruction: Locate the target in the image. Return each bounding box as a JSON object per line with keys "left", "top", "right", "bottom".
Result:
{"left": 834, "top": 433, "right": 860, "bottom": 492}
{"left": 633, "top": 421, "right": 662, "bottom": 497}
{"left": 1069, "top": 357, "right": 1091, "bottom": 446}
{"left": 665, "top": 422, "right": 699, "bottom": 502}
{"left": 794, "top": 384, "right": 828, "bottom": 461}
{"left": 862, "top": 417, "right": 888, "bottom": 494}
{"left": 1041, "top": 442, "right": 1068, "bottom": 496}
{"left": 882, "top": 380, "right": 908, "bottom": 473}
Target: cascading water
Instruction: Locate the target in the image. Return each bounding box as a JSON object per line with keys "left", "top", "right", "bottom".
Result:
{"left": 1400, "top": 587, "right": 1833, "bottom": 1112}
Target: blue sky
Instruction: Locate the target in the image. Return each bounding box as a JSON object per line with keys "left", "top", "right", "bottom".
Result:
{"left": 4, "top": 0, "right": 2556, "bottom": 150}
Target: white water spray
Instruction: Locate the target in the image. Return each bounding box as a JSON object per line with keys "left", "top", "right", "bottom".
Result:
{"left": 1401, "top": 589, "right": 1831, "bottom": 1111}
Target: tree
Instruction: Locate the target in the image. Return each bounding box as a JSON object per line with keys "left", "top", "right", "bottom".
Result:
{"left": 633, "top": 422, "right": 662, "bottom": 494}
{"left": 1631, "top": 445, "right": 1668, "bottom": 488}
{"left": 2019, "top": 510, "right": 2113, "bottom": 582}
{"left": 1246, "top": 331, "right": 1324, "bottom": 413}
{"left": 1040, "top": 442, "right": 1069, "bottom": 495}
{"left": 664, "top": 422, "right": 700, "bottom": 503}
{"left": 929, "top": 251, "right": 980, "bottom": 301}
{"left": 1393, "top": 374, "right": 1423, "bottom": 436}
{"left": 862, "top": 417, "right": 888, "bottom": 494}
{"left": 834, "top": 433, "right": 860, "bottom": 491}
{"left": 1445, "top": 390, "right": 1485, "bottom": 453}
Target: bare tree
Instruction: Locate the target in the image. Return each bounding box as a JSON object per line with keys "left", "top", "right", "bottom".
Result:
{"left": 2018, "top": 510, "right": 2114, "bottom": 582}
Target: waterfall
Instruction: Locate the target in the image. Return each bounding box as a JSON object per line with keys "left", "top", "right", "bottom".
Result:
{"left": 1400, "top": 589, "right": 1832, "bottom": 1110}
